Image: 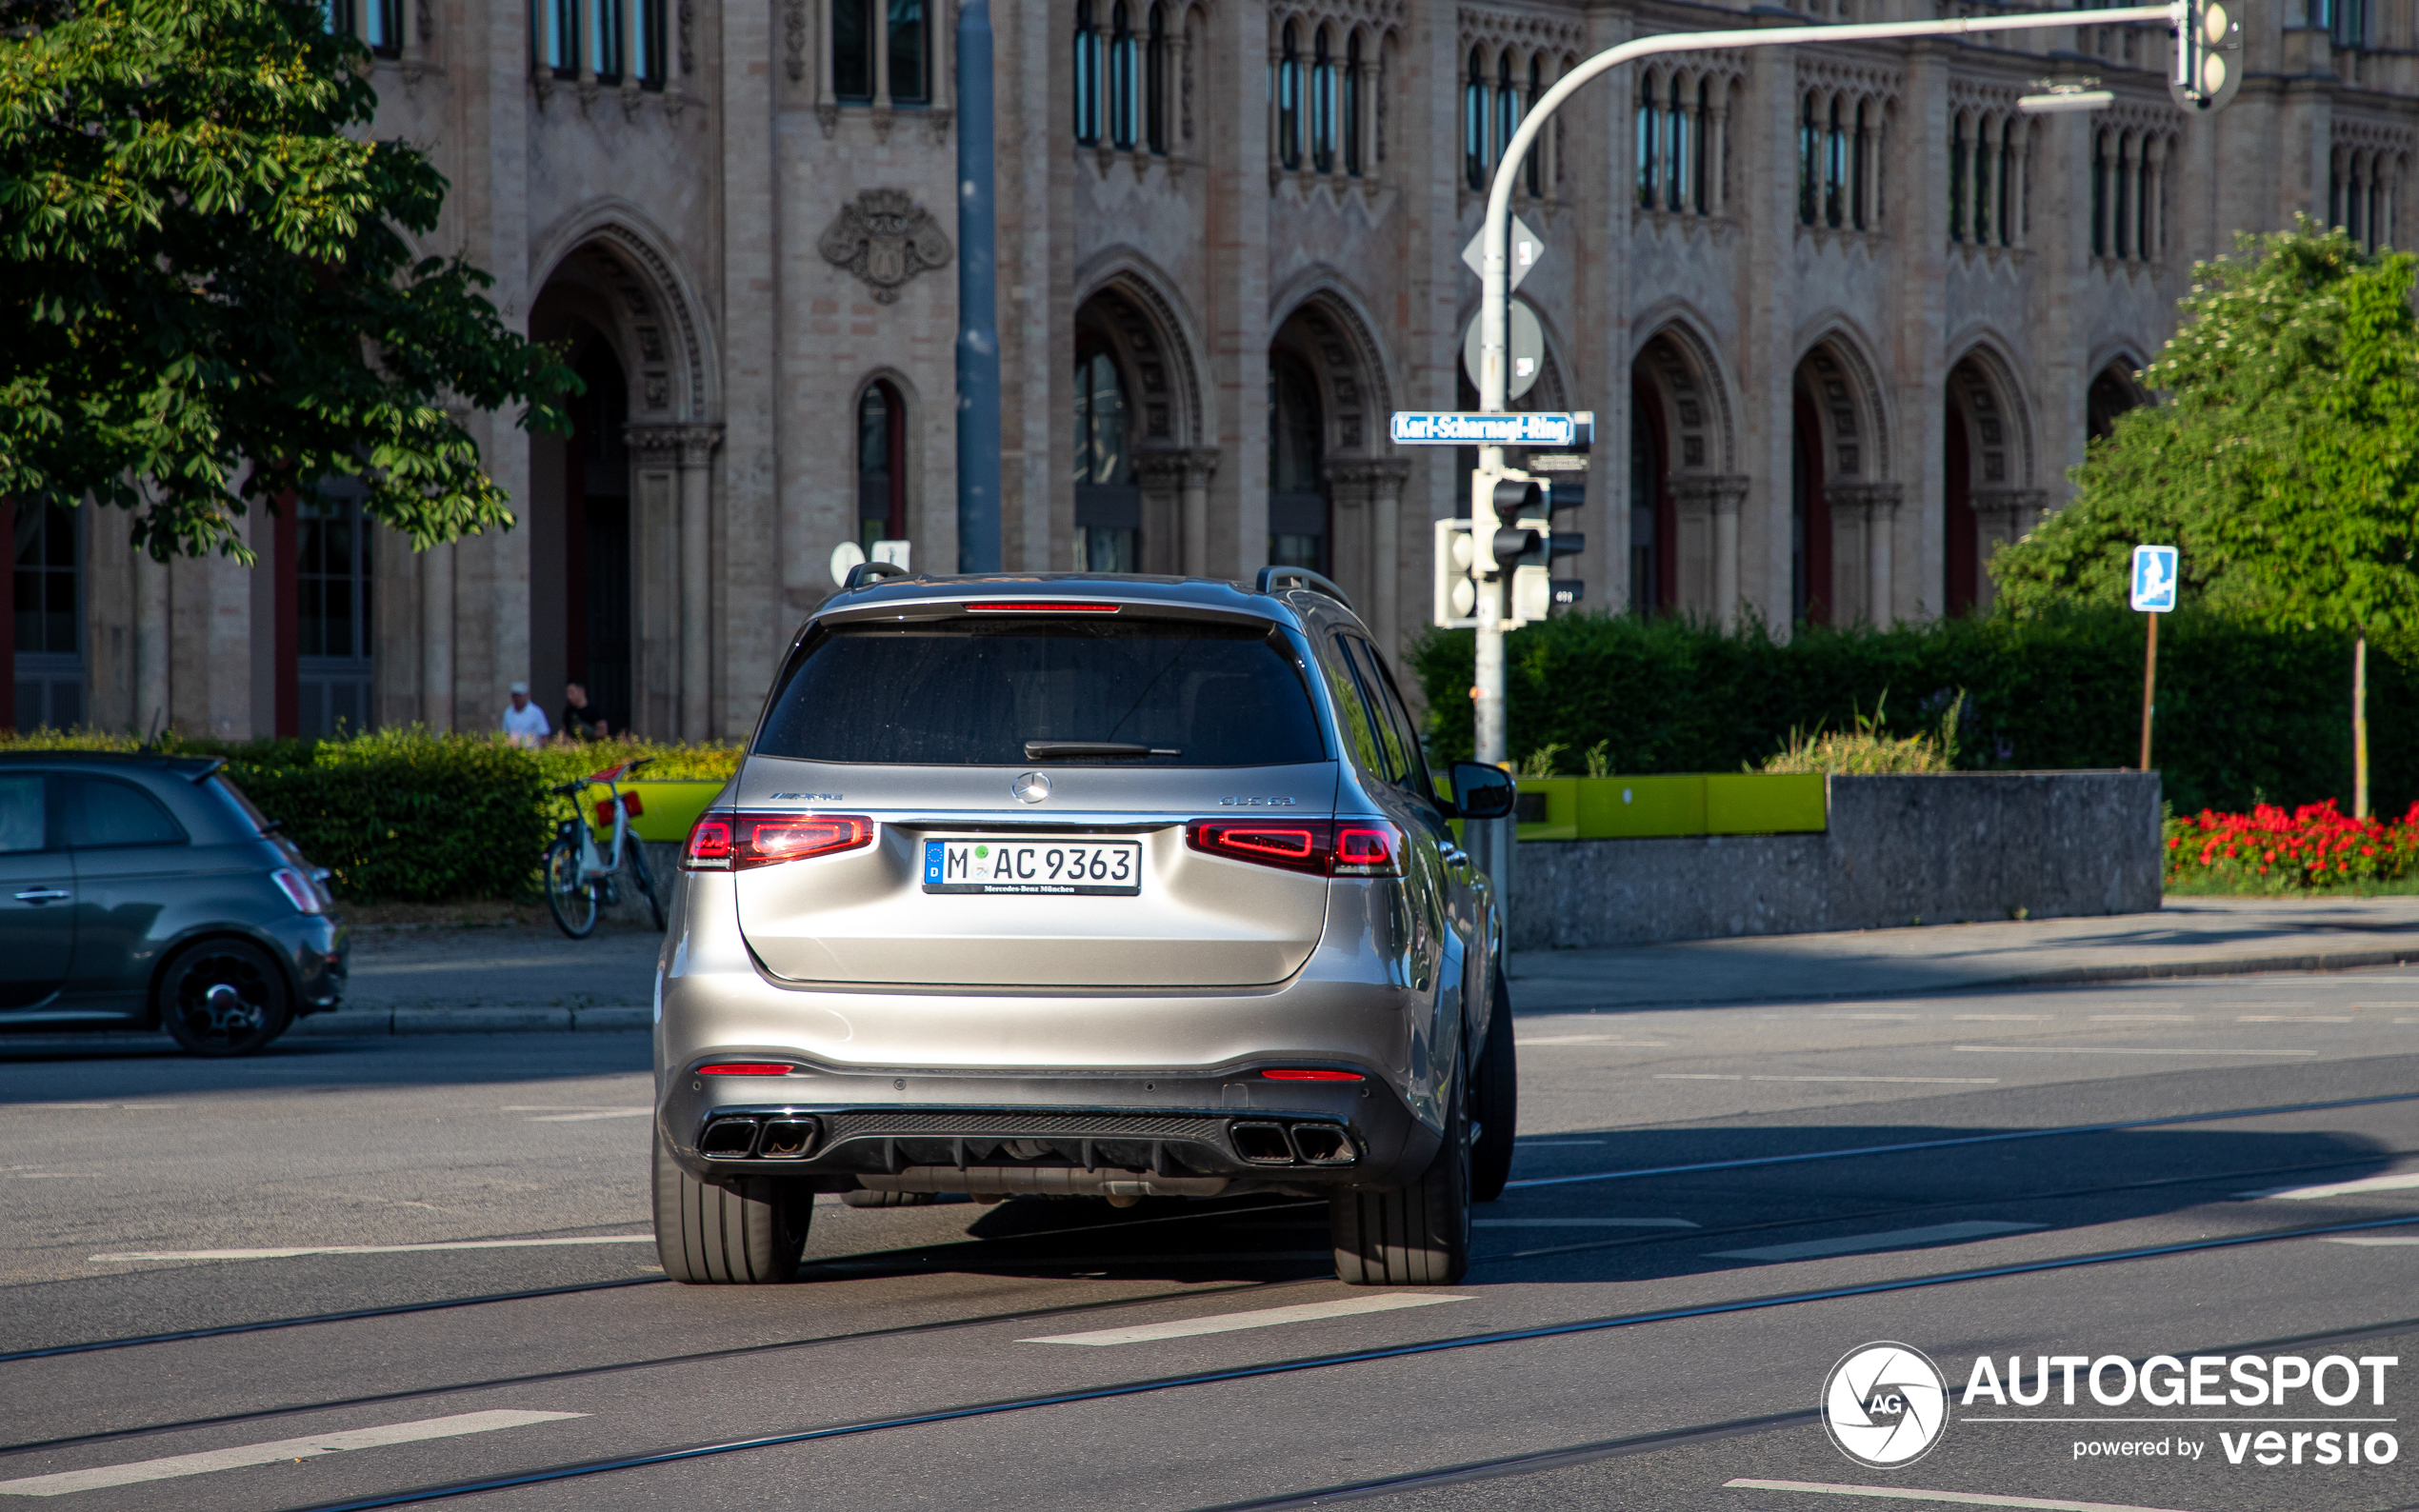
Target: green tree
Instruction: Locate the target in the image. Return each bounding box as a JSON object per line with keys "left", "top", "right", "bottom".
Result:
{"left": 0, "top": 0, "right": 575, "bottom": 560}
{"left": 1992, "top": 219, "right": 2419, "bottom": 813}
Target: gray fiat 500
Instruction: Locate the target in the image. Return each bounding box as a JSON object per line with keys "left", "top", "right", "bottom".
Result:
{"left": 0, "top": 751, "right": 347, "bottom": 1055}
{"left": 652, "top": 571, "right": 1518, "bottom": 1286}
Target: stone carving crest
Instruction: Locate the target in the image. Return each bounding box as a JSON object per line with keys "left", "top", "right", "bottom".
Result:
{"left": 818, "top": 190, "right": 954, "bottom": 303}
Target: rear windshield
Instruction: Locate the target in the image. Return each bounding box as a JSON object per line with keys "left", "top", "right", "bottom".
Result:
{"left": 755, "top": 617, "right": 1329, "bottom": 766}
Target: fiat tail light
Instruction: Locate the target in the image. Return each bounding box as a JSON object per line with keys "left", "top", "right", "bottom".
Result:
{"left": 683, "top": 812, "right": 875, "bottom": 872}
{"left": 1185, "top": 818, "right": 1404, "bottom": 877}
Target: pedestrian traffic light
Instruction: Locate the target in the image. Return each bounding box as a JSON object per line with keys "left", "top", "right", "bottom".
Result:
{"left": 2170, "top": 0, "right": 2241, "bottom": 113}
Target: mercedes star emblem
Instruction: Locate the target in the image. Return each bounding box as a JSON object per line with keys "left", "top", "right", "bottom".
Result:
{"left": 1012, "top": 771, "right": 1052, "bottom": 804}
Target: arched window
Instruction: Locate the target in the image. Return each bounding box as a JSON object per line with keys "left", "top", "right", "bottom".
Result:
{"left": 1797, "top": 92, "right": 1819, "bottom": 226}
{"left": 536, "top": 0, "right": 577, "bottom": 75}
{"left": 1665, "top": 73, "right": 1688, "bottom": 213}
{"left": 1465, "top": 49, "right": 1489, "bottom": 190}
{"left": 886, "top": 0, "right": 927, "bottom": 102}
{"left": 2091, "top": 129, "right": 2109, "bottom": 256}
{"left": 1524, "top": 54, "right": 1544, "bottom": 195}
{"left": 1311, "top": 27, "right": 1336, "bottom": 173}
{"left": 1948, "top": 114, "right": 1967, "bottom": 241}
{"left": 2135, "top": 136, "right": 2155, "bottom": 256}
{"left": 1694, "top": 77, "right": 1712, "bottom": 212}
{"left": 1343, "top": 31, "right": 1363, "bottom": 175}
{"left": 857, "top": 381, "right": 906, "bottom": 550}
{"left": 1110, "top": 1, "right": 1136, "bottom": 148}
{"left": 1637, "top": 75, "right": 1660, "bottom": 208}
{"left": 1277, "top": 22, "right": 1302, "bottom": 170}
{"left": 1269, "top": 352, "right": 1329, "bottom": 573}
{"left": 1145, "top": 3, "right": 1168, "bottom": 153}
{"left": 585, "top": 0, "right": 621, "bottom": 79}
{"left": 1073, "top": 350, "right": 1138, "bottom": 571}
{"left": 1072, "top": 0, "right": 1101, "bottom": 144}
{"left": 1971, "top": 118, "right": 1993, "bottom": 244}
{"left": 1852, "top": 99, "right": 1871, "bottom": 229}
{"left": 1495, "top": 50, "right": 1520, "bottom": 179}
{"left": 833, "top": 0, "right": 874, "bottom": 101}
{"left": 1825, "top": 96, "right": 1847, "bottom": 227}
{"left": 2113, "top": 132, "right": 2133, "bottom": 259}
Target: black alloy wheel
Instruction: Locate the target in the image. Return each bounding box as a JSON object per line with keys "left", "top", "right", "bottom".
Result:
{"left": 1469, "top": 968, "right": 1520, "bottom": 1204}
{"left": 1329, "top": 1041, "right": 1472, "bottom": 1285}
{"left": 157, "top": 939, "right": 292, "bottom": 1057}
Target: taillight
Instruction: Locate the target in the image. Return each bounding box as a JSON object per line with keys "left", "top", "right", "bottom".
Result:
{"left": 684, "top": 811, "right": 875, "bottom": 872}
{"left": 682, "top": 815, "right": 734, "bottom": 870}
{"left": 698, "top": 1063, "right": 793, "bottom": 1076}
{"left": 1185, "top": 818, "right": 1404, "bottom": 878}
{"left": 270, "top": 867, "right": 325, "bottom": 915}
{"left": 1263, "top": 1068, "right": 1365, "bottom": 1082}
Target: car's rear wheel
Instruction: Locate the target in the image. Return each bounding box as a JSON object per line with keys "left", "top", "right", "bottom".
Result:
{"left": 1329, "top": 1047, "right": 1471, "bottom": 1286}
{"left": 157, "top": 939, "right": 292, "bottom": 1057}
{"left": 653, "top": 1133, "right": 811, "bottom": 1283}
{"left": 1470, "top": 969, "right": 1519, "bottom": 1204}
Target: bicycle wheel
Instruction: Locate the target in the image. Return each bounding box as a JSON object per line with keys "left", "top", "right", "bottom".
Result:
{"left": 627, "top": 838, "right": 666, "bottom": 931}
{"left": 544, "top": 835, "right": 599, "bottom": 939}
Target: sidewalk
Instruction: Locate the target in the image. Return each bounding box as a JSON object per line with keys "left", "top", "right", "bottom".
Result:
{"left": 294, "top": 896, "right": 2419, "bottom": 1035}
{"left": 1506, "top": 895, "right": 2419, "bottom": 1013}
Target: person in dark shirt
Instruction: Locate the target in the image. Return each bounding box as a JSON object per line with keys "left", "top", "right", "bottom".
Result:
{"left": 560, "top": 683, "right": 610, "bottom": 742}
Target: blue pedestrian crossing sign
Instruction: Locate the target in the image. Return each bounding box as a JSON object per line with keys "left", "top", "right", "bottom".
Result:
{"left": 2129, "top": 545, "right": 2178, "bottom": 612}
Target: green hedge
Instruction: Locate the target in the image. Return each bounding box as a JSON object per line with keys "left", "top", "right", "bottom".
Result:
{"left": 1, "top": 729, "right": 742, "bottom": 902}
{"left": 1409, "top": 608, "right": 2412, "bottom": 817}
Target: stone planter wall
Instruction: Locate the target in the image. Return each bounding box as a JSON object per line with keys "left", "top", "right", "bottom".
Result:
{"left": 1508, "top": 771, "right": 2162, "bottom": 950}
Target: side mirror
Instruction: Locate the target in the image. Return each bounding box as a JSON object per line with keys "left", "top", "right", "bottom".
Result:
{"left": 1449, "top": 761, "right": 1516, "bottom": 821}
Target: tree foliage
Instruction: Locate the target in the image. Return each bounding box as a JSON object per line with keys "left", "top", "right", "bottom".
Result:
{"left": 1992, "top": 219, "right": 2419, "bottom": 635}
{"left": 0, "top": 0, "right": 576, "bottom": 559}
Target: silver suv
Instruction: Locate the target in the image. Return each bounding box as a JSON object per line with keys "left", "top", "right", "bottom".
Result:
{"left": 651, "top": 570, "right": 1519, "bottom": 1286}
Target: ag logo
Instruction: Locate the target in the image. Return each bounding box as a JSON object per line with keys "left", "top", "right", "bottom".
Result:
{"left": 1823, "top": 1343, "right": 1949, "bottom": 1468}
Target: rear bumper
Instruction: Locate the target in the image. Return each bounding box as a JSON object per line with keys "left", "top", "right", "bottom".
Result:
{"left": 654, "top": 1064, "right": 1437, "bottom": 1194}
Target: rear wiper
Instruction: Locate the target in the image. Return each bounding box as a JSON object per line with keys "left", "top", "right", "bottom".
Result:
{"left": 1023, "top": 741, "right": 1181, "bottom": 760}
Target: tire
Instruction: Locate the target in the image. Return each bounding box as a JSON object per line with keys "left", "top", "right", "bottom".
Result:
{"left": 158, "top": 938, "right": 293, "bottom": 1057}
{"left": 653, "top": 1133, "right": 812, "bottom": 1283}
{"left": 1470, "top": 970, "right": 1519, "bottom": 1204}
{"left": 1329, "top": 1045, "right": 1472, "bottom": 1286}
{"left": 544, "top": 834, "right": 598, "bottom": 939}
{"left": 627, "top": 840, "right": 666, "bottom": 932}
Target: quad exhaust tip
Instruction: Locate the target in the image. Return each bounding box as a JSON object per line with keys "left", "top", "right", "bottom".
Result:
{"left": 699, "top": 1114, "right": 821, "bottom": 1160}
{"left": 1229, "top": 1118, "right": 1357, "bottom": 1166}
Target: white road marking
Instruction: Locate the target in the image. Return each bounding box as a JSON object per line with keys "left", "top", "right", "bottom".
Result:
{"left": 2236, "top": 1015, "right": 2353, "bottom": 1023}
{"left": 1515, "top": 1036, "right": 1666, "bottom": 1046}
{"left": 2326, "top": 1236, "right": 2419, "bottom": 1245}
{"left": 1021, "top": 1293, "right": 1470, "bottom": 1346}
{"left": 1954, "top": 1045, "right": 2315, "bottom": 1056}
{"left": 2089, "top": 1015, "right": 2195, "bottom": 1022}
{"left": 1722, "top": 1478, "right": 2195, "bottom": 1511}
{"left": 1709, "top": 1221, "right": 2043, "bottom": 1263}
{"left": 4, "top": 1104, "right": 178, "bottom": 1111}
{"left": 524, "top": 1109, "right": 651, "bottom": 1123}
{"left": 1956, "top": 1015, "right": 2049, "bottom": 1022}
{"left": 91, "top": 1235, "right": 652, "bottom": 1263}
{"left": 1654, "top": 1075, "right": 1997, "bottom": 1084}
{"left": 0, "top": 1410, "right": 584, "bottom": 1497}
{"left": 1517, "top": 1139, "right": 1607, "bottom": 1146}
{"left": 2237, "top": 1171, "right": 2419, "bottom": 1201}
{"left": 1473, "top": 1218, "right": 1698, "bottom": 1228}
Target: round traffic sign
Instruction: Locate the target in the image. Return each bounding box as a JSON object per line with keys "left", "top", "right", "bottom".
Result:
{"left": 1463, "top": 299, "right": 1546, "bottom": 401}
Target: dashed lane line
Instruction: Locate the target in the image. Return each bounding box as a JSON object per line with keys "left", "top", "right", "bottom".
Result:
{"left": 1722, "top": 1478, "right": 2193, "bottom": 1511}
{"left": 1953, "top": 1045, "right": 2315, "bottom": 1056}
{"left": 1021, "top": 1293, "right": 1470, "bottom": 1346}
{"left": 0, "top": 1411, "right": 584, "bottom": 1498}
{"left": 91, "top": 1236, "right": 652, "bottom": 1263}
{"left": 2236, "top": 1170, "right": 2419, "bottom": 1201}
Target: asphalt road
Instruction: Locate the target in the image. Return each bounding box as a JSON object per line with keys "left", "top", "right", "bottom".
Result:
{"left": 2, "top": 965, "right": 2415, "bottom": 1512}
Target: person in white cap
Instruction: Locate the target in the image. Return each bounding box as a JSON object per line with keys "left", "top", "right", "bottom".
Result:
{"left": 500, "top": 681, "right": 550, "bottom": 748}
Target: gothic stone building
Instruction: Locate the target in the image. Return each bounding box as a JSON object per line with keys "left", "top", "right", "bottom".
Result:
{"left": 23, "top": 0, "right": 2413, "bottom": 739}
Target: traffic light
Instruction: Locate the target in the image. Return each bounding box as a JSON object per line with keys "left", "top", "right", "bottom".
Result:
{"left": 1472, "top": 468, "right": 1542, "bottom": 574}
{"left": 1431, "top": 518, "right": 1478, "bottom": 628}
{"left": 2170, "top": 0, "right": 2241, "bottom": 113}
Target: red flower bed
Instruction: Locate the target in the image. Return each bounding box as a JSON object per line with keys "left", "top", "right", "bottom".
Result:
{"left": 2164, "top": 800, "right": 2419, "bottom": 891}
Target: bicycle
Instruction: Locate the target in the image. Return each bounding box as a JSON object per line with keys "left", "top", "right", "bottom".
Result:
{"left": 543, "top": 757, "right": 665, "bottom": 938}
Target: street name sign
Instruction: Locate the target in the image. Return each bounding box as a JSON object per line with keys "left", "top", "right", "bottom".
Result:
{"left": 2129, "top": 544, "right": 2178, "bottom": 612}
{"left": 1390, "top": 411, "right": 1590, "bottom": 447}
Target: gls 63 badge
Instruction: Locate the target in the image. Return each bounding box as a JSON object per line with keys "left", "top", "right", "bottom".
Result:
{"left": 1825, "top": 1343, "right": 1950, "bottom": 1468}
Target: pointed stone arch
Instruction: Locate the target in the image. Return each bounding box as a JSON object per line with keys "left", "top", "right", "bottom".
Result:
{"left": 1945, "top": 337, "right": 2043, "bottom": 616}
{"left": 1792, "top": 323, "right": 1896, "bottom": 625}
{"left": 1072, "top": 251, "right": 1215, "bottom": 579}
{"left": 1630, "top": 312, "right": 1746, "bottom": 621}
{"left": 1270, "top": 273, "right": 1404, "bottom": 646}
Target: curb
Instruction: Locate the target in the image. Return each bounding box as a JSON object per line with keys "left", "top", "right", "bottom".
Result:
{"left": 291, "top": 1005, "right": 652, "bottom": 1036}
{"left": 1511, "top": 945, "right": 2419, "bottom": 1010}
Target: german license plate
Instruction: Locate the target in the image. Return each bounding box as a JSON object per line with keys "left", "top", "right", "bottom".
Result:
{"left": 921, "top": 838, "right": 1141, "bottom": 896}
